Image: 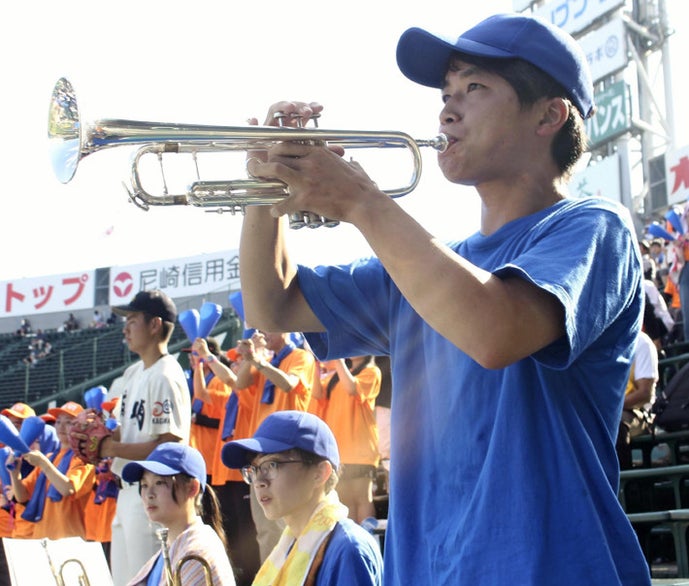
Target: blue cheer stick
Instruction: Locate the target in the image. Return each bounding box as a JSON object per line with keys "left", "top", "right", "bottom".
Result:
{"left": 647, "top": 222, "right": 676, "bottom": 241}
{"left": 665, "top": 208, "right": 685, "bottom": 236}
{"left": 198, "top": 302, "right": 223, "bottom": 339}
{"left": 178, "top": 309, "right": 200, "bottom": 343}
{"left": 0, "top": 415, "right": 30, "bottom": 455}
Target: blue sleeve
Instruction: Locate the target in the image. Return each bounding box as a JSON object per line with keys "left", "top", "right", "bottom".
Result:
{"left": 492, "top": 201, "right": 642, "bottom": 368}
{"left": 298, "top": 257, "right": 394, "bottom": 360}
{"left": 315, "top": 521, "right": 383, "bottom": 586}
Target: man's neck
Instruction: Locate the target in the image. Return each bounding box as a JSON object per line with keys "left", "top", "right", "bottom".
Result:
{"left": 140, "top": 345, "right": 168, "bottom": 369}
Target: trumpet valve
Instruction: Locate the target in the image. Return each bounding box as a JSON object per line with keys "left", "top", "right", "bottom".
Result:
{"left": 273, "top": 111, "right": 321, "bottom": 128}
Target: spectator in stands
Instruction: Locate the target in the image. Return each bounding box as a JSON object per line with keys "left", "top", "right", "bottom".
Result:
{"left": 650, "top": 238, "right": 669, "bottom": 287}
{"left": 616, "top": 331, "right": 659, "bottom": 469}
{"left": 21, "top": 345, "right": 37, "bottom": 367}
{"left": 39, "top": 412, "right": 56, "bottom": 425}
{"left": 15, "top": 318, "right": 31, "bottom": 337}
{"left": 84, "top": 396, "right": 121, "bottom": 564}
{"left": 1, "top": 403, "right": 36, "bottom": 430}
{"left": 639, "top": 240, "right": 653, "bottom": 269}
{"left": 1, "top": 403, "right": 39, "bottom": 490}
{"left": 8, "top": 401, "right": 96, "bottom": 540}
{"left": 221, "top": 410, "right": 383, "bottom": 585}
{"left": 21, "top": 337, "right": 52, "bottom": 367}
{"left": 63, "top": 312, "right": 80, "bottom": 332}
{"left": 643, "top": 257, "right": 675, "bottom": 351}
{"left": 94, "top": 289, "right": 191, "bottom": 586}
{"left": 190, "top": 338, "right": 261, "bottom": 586}
{"left": 374, "top": 356, "right": 392, "bottom": 468}
{"left": 237, "top": 13, "right": 650, "bottom": 584}
{"left": 235, "top": 331, "right": 316, "bottom": 562}
{"left": 237, "top": 331, "right": 316, "bottom": 431}
{"left": 186, "top": 337, "right": 230, "bottom": 484}
{"left": 665, "top": 224, "right": 689, "bottom": 343}
{"left": 313, "top": 356, "right": 381, "bottom": 523}
{"left": 84, "top": 456, "right": 119, "bottom": 565}
{"left": 664, "top": 277, "right": 684, "bottom": 339}
{"left": 91, "top": 310, "right": 106, "bottom": 329}
{"left": 10, "top": 423, "right": 60, "bottom": 540}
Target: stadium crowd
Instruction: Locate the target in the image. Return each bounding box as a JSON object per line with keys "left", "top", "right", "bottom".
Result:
{"left": 0, "top": 289, "right": 388, "bottom": 586}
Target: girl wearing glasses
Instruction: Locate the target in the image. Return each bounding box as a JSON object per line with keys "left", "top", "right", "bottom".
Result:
{"left": 222, "top": 410, "right": 383, "bottom": 586}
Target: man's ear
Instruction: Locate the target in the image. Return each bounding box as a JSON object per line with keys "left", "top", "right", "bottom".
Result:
{"left": 536, "top": 97, "right": 569, "bottom": 137}
{"left": 148, "top": 316, "right": 163, "bottom": 336}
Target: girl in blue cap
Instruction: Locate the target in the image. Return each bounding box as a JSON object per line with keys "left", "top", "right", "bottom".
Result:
{"left": 122, "top": 442, "right": 236, "bottom": 586}
{"left": 222, "top": 410, "right": 383, "bottom": 586}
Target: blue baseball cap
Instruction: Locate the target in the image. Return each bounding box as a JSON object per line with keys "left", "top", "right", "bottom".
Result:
{"left": 396, "top": 13, "right": 594, "bottom": 119}
{"left": 122, "top": 442, "right": 207, "bottom": 492}
{"left": 222, "top": 410, "right": 340, "bottom": 470}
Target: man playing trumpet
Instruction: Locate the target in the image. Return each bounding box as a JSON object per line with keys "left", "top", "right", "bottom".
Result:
{"left": 238, "top": 12, "right": 650, "bottom": 586}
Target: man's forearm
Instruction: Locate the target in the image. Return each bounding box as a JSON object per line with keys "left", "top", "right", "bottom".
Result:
{"left": 239, "top": 208, "right": 324, "bottom": 333}
{"left": 239, "top": 208, "right": 295, "bottom": 330}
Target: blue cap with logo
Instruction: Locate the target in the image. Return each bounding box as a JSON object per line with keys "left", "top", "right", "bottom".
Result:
{"left": 396, "top": 13, "right": 594, "bottom": 119}
{"left": 122, "top": 442, "right": 207, "bottom": 492}
{"left": 222, "top": 410, "right": 340, "bottom": 470}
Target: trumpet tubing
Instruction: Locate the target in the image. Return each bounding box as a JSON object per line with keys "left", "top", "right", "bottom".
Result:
{"left": 48, "top": 77, "right": 448, "bottom": 229}
{"left": 156, "top": 527, "right": 214, "bottom": 586}
{"left": 41, "top": 539, "right": 91, "bottom": 586}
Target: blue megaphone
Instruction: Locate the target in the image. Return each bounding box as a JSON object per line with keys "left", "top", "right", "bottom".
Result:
{"left": 0, "top": 415, "right": 30, "bottom": 455}
{"left": 18, "top": 416, "right": 45, "bottom": 452}
{"left": 198, "top": 302, "right": 222, "bottom": 339}
{"left": 230, "top": 291, "right": 257, "bottom": 339}
{"left": 665, "top": 207, "right": 685, "bottom": 236}
{"left": 229, "top": 291, "right": 245, "bottom": 322}
{"left": 0, "top": 447, "right": 11, "bottom": 488}
{"left": 85, "top": 386, "right": 107, "bottom": 410}
{"left": 178, "top": 309, "right": 200, "bottom": 343}
{"left": 647, "top": 222, "right": 676, "bottom": 241}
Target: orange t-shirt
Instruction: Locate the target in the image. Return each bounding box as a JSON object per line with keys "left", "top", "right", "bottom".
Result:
{"left": 212, "top": 384, "right": 259, "bottom": 485}
{"left": 0, "top": 507, "right": 13, "bottom": 538}
{"left": 11, "top": 502, "right": 34, "bottom": 538}
{"left": 322, "top": 365, "right": 381, "bottom": 467}
{"left": 252, "top": 348, "right": 316, "bottom": 431}
{"left": 190, "top": 374, "right": 231, "bottom": 479}
{"left": 84, "top": 492, "right": 117, "bottom": 542}
{"left": 665, "top": 278, "right": 681, "bottom": 309}
{"left": 84, "top": 462, "right": 118, "bottom": 543}
{"left": 20, "top": 449, "right": 96, "bottom": 540}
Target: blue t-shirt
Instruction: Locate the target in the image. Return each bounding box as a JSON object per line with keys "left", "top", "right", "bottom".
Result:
{"left": 316, "top": 519, "right": 383, "bottom": 585}
{"left": 298, "top": 197, "right": 650, "bottom": 586}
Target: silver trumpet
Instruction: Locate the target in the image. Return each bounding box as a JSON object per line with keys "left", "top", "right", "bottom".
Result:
{"left": 48, "top": 77, "right": 448, "bottom": 229}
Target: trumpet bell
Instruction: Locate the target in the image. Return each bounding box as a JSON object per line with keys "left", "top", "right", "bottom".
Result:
{"left": 48, "top": 77, "right": 82, "bottom": 184}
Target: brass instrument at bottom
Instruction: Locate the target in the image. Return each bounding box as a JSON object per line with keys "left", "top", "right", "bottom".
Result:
{"left": 41, "top": 538, "right": 91, "bottom": 586}
{"left": 156, "top": 526, "right": 213, "bottom": 586}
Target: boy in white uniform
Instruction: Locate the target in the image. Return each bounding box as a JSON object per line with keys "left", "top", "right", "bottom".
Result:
{"left": 100, "top": 289, "right": 191, "bottom": 586}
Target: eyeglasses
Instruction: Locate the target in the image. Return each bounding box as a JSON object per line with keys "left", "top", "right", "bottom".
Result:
{"left": 241, "top": 459, "right": 304, "bottom": 485}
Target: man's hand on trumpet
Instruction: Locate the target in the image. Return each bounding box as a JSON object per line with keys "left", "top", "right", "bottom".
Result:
{"left": 246, "top": 100, "right": 385, "bottom": 226}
